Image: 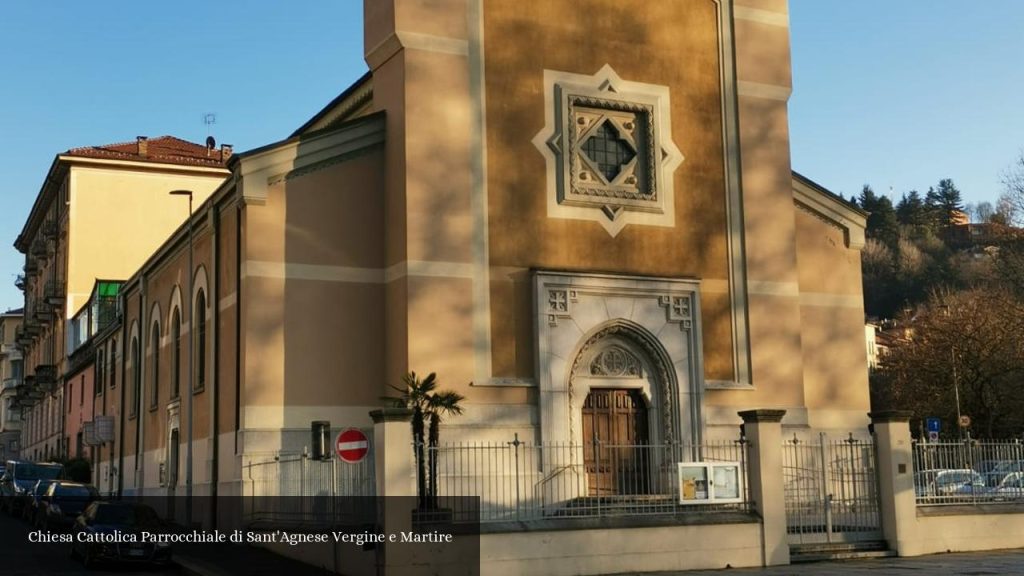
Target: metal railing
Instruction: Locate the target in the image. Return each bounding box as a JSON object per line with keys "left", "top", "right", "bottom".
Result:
{"left": 242, "top": 447, "right": 376, "bottom": 526}
{"left": 783, "top": 433, "right": 882, "bottom": 544}
{"left": 913, "top": 439, "right": 1024, "bottom": 506}
{"left": 426, "top": 435, "right": 750, "bottom": 523}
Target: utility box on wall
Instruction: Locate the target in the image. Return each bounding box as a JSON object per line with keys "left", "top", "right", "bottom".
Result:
{"left": 311, "top": 420, "right": 331, "bottom": 460}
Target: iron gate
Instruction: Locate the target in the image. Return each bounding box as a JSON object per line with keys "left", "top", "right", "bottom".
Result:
{"left": 783, "top": 432, "right": 882, "bottom": 545}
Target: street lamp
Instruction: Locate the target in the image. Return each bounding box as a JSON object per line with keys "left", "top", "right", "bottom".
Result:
{"left": 169, "top": 189, "right": 194, "bottom": 525}
{"left": 938, "top": 303, "right": 964, "bottom": 440}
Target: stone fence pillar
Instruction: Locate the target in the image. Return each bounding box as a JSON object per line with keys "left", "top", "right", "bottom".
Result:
{"left": 869, "top": 410, "right": 915, "bottom": 556}
{"left": 738, "top": 409, "right": 788, "bottom": 567}
{"left": 370, "top": 408, "right": 415, "bottom": 575}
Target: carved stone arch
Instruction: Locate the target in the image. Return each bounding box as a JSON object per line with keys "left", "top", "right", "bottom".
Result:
{"left": 167, "top": 285, "right": 183, "bottom": 334}
{"left": 534, "top": 271, "right": 705, "bottom": 450}
{"left": 192, "top": 264, "right": 210, "bottom": 324}
{"left": 567, "top": 319, "right": 681, "bottom": 447}
{"left": 127, "top": 320, "right": 141, "bottom": 416}
{"left": 127, "top": 320, "right": 140, "bottom": 367}
{"left": 148, "top": 302, "right": 162, "bottom": 354}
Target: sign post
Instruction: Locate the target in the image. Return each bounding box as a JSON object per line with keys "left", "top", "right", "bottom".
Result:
{"left": 336, "top": 428, "right": 370, "bottom": 463}
{"left": 926, "top": 417, "right": 941, "bottom": 442}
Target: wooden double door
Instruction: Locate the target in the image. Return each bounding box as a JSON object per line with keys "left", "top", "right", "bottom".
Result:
{"left": 582, "top": 388, "right": 650, "bottom": 495}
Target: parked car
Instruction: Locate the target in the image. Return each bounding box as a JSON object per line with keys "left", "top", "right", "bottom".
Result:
{"left": 71, "top": 501, "right": 171, "bottom": 568}
{"left": 0, "top": 461, "right": 64, "bottom": 515}
{"left": 36, "top": 482, "right": 99, "bottom": 529}
{"left": 21, "top": 479, "right": 57, "bottom": 522}
{"left": 914, "top": 469, "right": 986, "bottom": 497}
{"left": 990, "top": 472, "right": 1024, "bottom": 500}
{"left": 983, "top": 460, "right": 1024, "bottom": 487}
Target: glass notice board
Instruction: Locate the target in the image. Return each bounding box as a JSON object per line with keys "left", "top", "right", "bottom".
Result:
{"left": 678, "top": 462, "right": 742, "bottom": 504}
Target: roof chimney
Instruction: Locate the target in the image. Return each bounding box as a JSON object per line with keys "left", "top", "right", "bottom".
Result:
{"left": 137, "top": 136, "right": 148, "bottom": 157}
{"left": 221, "top": 144, "right": 233, "bottom": 162}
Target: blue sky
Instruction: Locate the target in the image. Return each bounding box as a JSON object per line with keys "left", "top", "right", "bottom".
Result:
{"left": 1, "top": 1, "right": 1022, "bottom": 310}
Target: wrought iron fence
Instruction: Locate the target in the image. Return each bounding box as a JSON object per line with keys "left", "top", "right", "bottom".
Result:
{"left": 425, "top": 435, "right": 750, "bottom": 523}
{"left": 782, "top": 433, "right": 881, "bottom": 544}
{"left": 913, "top": 439, "right": 1024, "bottom": 506}
{"left": 242, "top": 447, "right": 376, "bottom": 526}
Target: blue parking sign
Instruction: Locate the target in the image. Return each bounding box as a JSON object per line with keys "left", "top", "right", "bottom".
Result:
{"left": 926, "top": 417, "right": 941, "bottom": 433}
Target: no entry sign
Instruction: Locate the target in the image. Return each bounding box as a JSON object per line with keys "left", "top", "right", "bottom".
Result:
{"left": 336, "top": 428, "right": 369, "bottom": 463}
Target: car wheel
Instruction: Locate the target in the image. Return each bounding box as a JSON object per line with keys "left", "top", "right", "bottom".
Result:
{"left": 82, "top": 547, "right": 96, "bottom": 569}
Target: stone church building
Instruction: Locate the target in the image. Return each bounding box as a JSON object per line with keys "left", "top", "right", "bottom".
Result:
{"left": 71, "top": 2, "right": 872, "bottom": 570}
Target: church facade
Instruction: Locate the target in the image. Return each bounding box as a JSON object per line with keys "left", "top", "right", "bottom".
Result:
{"left": 73, "top": 0, "right": 871, "bottom": 552}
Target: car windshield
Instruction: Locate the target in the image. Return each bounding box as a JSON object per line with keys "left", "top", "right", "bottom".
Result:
{"left": 939, "top": 472, "right": 975, "bottom": 484}
{"left": 55, "top": 485, "right": 95, "bottom": 498}
{"left": 94, "top": 505, "right": 136, "bottom": 525}
{"left": 993, "top": 461, "right": 1024, "bottom": 474}
{"left": 94, "top": 504, "right": 158, "bottom": 527}
{"left": 17, "top": 463, "right": 63, "bottom": 481}
{"left": 33, "top": 481, "right": 55, "bottom": 495}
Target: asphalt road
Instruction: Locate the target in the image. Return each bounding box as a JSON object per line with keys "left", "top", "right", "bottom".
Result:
{"left": 0, "top": 507, "right": 181, "bottom": 576}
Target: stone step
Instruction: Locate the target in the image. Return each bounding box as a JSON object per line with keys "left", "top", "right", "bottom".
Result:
{"left": 790, "top": 540, "right": 895, "bottom": 563}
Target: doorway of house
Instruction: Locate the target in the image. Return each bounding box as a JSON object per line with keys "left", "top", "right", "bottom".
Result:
{"left": 582, "top": 388, "right": 650, "bottom": 495}
{"left": 167, "top": 428, "right": 179, "bottom": 520}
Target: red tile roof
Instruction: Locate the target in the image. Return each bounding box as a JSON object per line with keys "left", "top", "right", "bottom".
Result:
{"left": 64, "top": 135, "right": 231, "bottom": 168}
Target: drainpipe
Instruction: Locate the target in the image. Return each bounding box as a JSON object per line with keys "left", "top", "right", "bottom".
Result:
{"left": 210, "top": 204, "right": 220, "bottom": 526}
{"left": 137, "top": 277, "right": 147, "bottom": 495}
{"left": 234, "top": 202, "right": 242, "bottom": 455}
{"left": 117, "top": 311, "right": 125, "bottom": 496}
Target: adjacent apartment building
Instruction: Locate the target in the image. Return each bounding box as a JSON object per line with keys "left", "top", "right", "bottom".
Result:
{"left": 0, "top": 308, "right": 24, "bottom": 461}
{"left": 13, "top": 136, "right": 230, "bottom": 462}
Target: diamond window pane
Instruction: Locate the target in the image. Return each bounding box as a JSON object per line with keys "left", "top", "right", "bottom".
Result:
{"left": 581, "top": 122, "right": 635, "bottom": 182}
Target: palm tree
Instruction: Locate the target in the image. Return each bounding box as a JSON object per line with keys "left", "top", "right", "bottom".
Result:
{"left": 388, "top": 372, "right": 465, "bottom": 509}
{"left": 389, "top": 371, "right": 437, "bottom": 508}
{"left": 427, "top": 390, "right": 465, "bottom": 507}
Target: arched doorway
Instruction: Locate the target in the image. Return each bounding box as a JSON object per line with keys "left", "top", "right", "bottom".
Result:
{"left": 569, "top": 326, "right": 682, "bottom": 496}
{"left": 582, "top": 388, "right": 649, "bottom": 495}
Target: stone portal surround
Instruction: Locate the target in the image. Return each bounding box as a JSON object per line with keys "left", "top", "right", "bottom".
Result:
{"left": 534, "top": 271, "right": 704, "bottom": 448}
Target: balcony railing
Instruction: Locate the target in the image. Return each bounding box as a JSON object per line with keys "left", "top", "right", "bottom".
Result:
{"left": 34, "top": 365, "right": 57, "bottom": 392}
{"left": 41, "top": 220, "right": 57, "bottom": 240}
{"left": 44, "top": 280, "right": 65, "bottom": 307}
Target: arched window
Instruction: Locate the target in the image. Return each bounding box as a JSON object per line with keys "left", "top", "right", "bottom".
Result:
{"left": 109, "top": 338, "right": 117, "bottom": 389}
{"left": 171, "top": 309, "right": 181, "bottom": 399}
{"left": 150, "top": 323, "right": 160, "bottom": 409}
{"left": 130, "top": 337, "right": 140, "bottom": 418}
{"left": 195, "top": 289, "right": 206, "bottom": 391}
{"left": 95, "top": 350, "right": 104, "bottom": 397}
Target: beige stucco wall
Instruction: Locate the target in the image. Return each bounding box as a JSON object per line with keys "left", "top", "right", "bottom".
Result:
{"left": 480, "top": 522, "right": 763, "bottom": 575}
{"left": 241, "top": 146, "right": 387, "bottom": 441}
{"left": 66, "top": 165, "right": 225, "bottom": 318}
{"left": 794, "top": 209, "right": 870, "bottom": 428}
{"left": 482, "top": 0, "right": 733, "bottom": 383}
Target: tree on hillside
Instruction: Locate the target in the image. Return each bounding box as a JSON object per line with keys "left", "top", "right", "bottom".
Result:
{"left": 992, "top": 195, "right": 1017, "bottom": 226}
{"left": 1001, "top": 152, "right": 1024, "bottom": 226}
{"left": 925, "top": 179, "right": 965, "bottom": 227}
{"left": 861, "top": 238, "right": 898, "bottom": 318}
{"left": 874, "top": 288, "right": 1024, "bottom": 438}
{"left": 859, "top": 185, "right": 899, "bottom": 247}
{"left": 994, "top": 237, "right": 1024, "bottom": 299}
{"left": 896, "top": 190, "right": 928, "bottom": 225}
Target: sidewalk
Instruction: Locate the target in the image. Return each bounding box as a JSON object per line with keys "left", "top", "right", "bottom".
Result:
{"left": 618, "top": 548, "right": 1024, "bottom": 576}
{"left": 174, "top": 543, "right": 1024, "bottom": 576}
{"left": 175, "top": 541, "right": 338, "bottom": 576}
